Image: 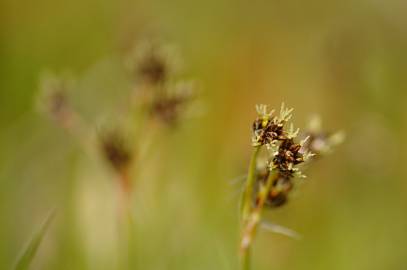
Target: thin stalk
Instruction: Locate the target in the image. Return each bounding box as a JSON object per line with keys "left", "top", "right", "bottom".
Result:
{"left": 118, "top": 169, "right": 132, "bottom": 219}
{"left": 240, "top": 246, "right": 251, "bottom": 270}
{"left": 240, "top": 169, "right": 279, "bottom": 269}
{"left": 239, "top": 146, "right": 260, "bottom": 270}
{"left": 241, "top": 146, "right": 260, "bottom": 222}
{"left": 14, "top": 210, "right": 55, "bottom": 270}
{"left": 116, "top": 169, "right": 137, "bottom": 270}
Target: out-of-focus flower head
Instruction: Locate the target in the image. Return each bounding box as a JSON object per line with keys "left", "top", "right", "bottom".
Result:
{"left": 128, "top": 40, "right": 180, "bottom": 86}
{"left": 300, "top": 115, "right": 345, "bottom": 156}
{"left": 38, "top": 73, "right": 76, "bottom": 129}
{"left": 99, "top": 129, "right": 133, "bottom": 174}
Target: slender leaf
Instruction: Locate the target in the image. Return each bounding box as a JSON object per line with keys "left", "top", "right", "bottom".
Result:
{"left": 261, "top": 221, "right": 302, "bottom": 240}
{"left": 14, "top": 209, "right": 55, "bottom": 270}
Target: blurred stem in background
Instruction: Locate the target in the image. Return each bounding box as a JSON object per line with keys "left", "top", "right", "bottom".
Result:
{"left": 35, "top": 39, "right": 198, "bottom": 269}
{"left": 13, "top": 210, "right": 55, "bottom": 270}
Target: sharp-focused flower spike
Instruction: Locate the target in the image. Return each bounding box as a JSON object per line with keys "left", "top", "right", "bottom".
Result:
{"left": 251, "top": 103, "right": 290, "bottom": 147}
{"left": 240, "top": 103, "right": 342, "bottom": 269}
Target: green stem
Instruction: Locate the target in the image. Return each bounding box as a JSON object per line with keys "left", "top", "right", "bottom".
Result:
{"left": 241, "top": 246, "right": 251, "bottom": 270}
{"left": 241, "top": 146, "right": 260, "bottom": 222}
{"left": 240, "top": 169, "right": 279, "bottom": 270}
{"left": 239, "top": 146, "right": 260, "bottom": 270}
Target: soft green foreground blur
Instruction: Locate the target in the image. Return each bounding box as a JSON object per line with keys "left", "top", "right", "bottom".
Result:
{"left": 1, "top": 0, "right": 407, "bottom": 269}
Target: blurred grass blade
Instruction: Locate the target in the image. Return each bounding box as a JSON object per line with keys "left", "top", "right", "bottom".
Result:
{"left": 229, "top": 174, "right": 247, "bottom": 186}
{"left": 261, "top": 221, "right": 302, "bottom": 240}
{"left": 14, "top": 209, "right": 55, "bottom": 270}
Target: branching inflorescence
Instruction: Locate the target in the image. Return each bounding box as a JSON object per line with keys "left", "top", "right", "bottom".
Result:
{"left": 129, "top": 41, "right": 196, "bottom": 127}
{"left": 240, "top": 103, "right": 343, "bottom": 270}
{"left": 37, "top": 42, "right": 198, "bottom": 270}
{"left": 39, "top": 40, "right": 197, "bottom": 215}
{"left": 36, "top": 41, "right": 198, "bottom": 268}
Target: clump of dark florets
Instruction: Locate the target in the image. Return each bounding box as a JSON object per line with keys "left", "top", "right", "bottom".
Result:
{"left": 129, "top": 41, "right": 173, "bottom": 86}
{"left": 240, "top": 103, "right": 342, "bottom": 258}
{"left": 38, "top": 74, "right": 78, "bottom": 130}
{"left": 129, "top": 41, "right": 195, "bottom": 127}
{"left": 251, "top": 104, "right": 313, "bottom": 209}
{"left": 137, "top": 50, "right": 167, "bottom": 85}
{"left": 251, "top": 104, "right": 293, "bottom": 146}
{"left": 149, "top": 81, "right": 194, "bottom": 126}
{"left": 252, "top": 118, "right": 285, "bottom": 146}
{"left": 273, "top": 139, "right": 304, "bottom": 171}
{"left": 100, "top": 130, "right": 132, "bottom": 174}
{"left": 255, "top": 169, "right": 293, "bottom": 208}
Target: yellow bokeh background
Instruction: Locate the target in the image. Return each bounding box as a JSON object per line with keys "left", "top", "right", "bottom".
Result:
{"left": 1, "top": 0, "right": 407, "bottom": 269}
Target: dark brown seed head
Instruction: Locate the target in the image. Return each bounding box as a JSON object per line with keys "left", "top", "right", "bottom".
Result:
{"left": 150, "top": 82, "right": 194, "bottom": 126}
{"left": 266, "top": 191, "right": 288, "bottom": 208}
{"left": 150, "top": 97, "right": 183, "bottom": 125}
{"left": 137, "top": 53, "right": 167, "bottom": 84}
{"left": 47, "top": 90, "right": 69, "bottom": 120}
{"left": 100, "top": 131, "right": 132, "bottom": 173}
{"left": 40, "top": 75, "right": 69, "bottom": 118}
{"left": 252, "top": 118, "right": 286, "bottom": 146}
{"left": 265, "top": 175, "right": 294, "bottom": 208}
{"left": 273, "top": 139, "right": 304, "bottom": 171}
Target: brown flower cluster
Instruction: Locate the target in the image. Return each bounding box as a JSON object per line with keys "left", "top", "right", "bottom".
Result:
{"left": 100, "top": 131, "right": 133, "bottom": 174}
{"left": 240, "top": 103, "right": 343, "bottom": 268}
{"left": 39, "top": 74, "right": 135, "bottom": 180}
{"left": 130, "top": 42, "right": 195, "bottom": 126}
{"left": 136, "top": 50, "right": 168, "bottom": 85}
{"left": 251, "top": 105, "right": 343, "bottom": 209}
{"left": 39, "top": 41, "right": 198, "bottom": 200}
{"left": 39, "top": 75, "right": 76, "bottom": 130}
{"left": 250, "top": 104, "right": 311, "bottom": 208}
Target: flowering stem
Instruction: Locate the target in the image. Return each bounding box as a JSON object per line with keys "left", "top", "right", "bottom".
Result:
{"left": 239, "top": 146, "right": 260, "bottom": 270}
{"left": 241, "top": 247, "right": 251, "bottom": 270}
{"left": 240, "top": 169, "right": 279, "bottom": 270}
{"left": 116, "top": 169, "right": 137, "bottom": 269}
{"left": 241, "top": 146, "right": 260, "bottom": 222}
{"left": 118, "top": 169, "right": 132, "bottom": 218}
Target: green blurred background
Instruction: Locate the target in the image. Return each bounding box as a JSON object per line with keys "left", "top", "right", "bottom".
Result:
{"left": 1, "top": 0, "right": 407, "bottom": 269}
